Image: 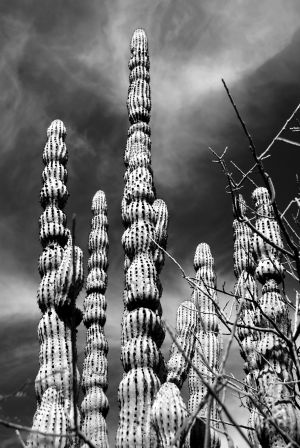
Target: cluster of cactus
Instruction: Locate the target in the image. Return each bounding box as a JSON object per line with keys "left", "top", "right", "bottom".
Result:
{"left": 26, "top": 27, "right": 300, "bottom": 448}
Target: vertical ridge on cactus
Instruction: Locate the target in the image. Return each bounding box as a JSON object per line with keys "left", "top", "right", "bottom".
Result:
{"left": 252, "top": 187, "right": 300, "bottom": 447}
{"left": 151, "top": 300, "right": 197, "bottom": 446}
{"left": 232, "top": 194, "right": 260, "bottom": 445}
{"left": 28, "top": 120, "right": 84, "bottom": 447}
{"left": 187, "top": 243, "right": 221, "bottom": 448}
{"left": 116, "top": 28, "right": 168, "bottom": 448}
{"left": 81, "top": 191, "right": 109, "bottom": 448}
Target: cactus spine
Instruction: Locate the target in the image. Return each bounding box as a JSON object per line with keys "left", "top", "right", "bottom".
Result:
{"left": 188, "top": 243, "right": 221, "bottom": 448}
{"left": 151, "top": 300, "right": 197, "bottom": 447}
{"left": 252, "top": 187, "right": 300, "bottom": 447}
{"left": 116, "top": 28, "right": 167, "bottom": 447}
{"left": 81, "top": 191, "right": 109, "bottom": 447}
{"left": 233, "top": 194, "right": 260, "bottom": 445}
{"left": 27, "top": 120, "right": 83, "bottom": 447}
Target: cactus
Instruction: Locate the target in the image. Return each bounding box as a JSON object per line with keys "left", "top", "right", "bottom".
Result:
{"left": 151, "top": 382, "right": 188, "bottom": 448}
{"left": 80, "top": 191, "right": 109, "bottom": 447}
{"left": 28, "top": 120, "right": 83, "bottom": 447}
{"left": 233, "top": 194, "right": 260, "bottom": 445}
{"left": 116, "top": 28, "right": 168, "bottom": 447}
{"left": 252, "top": 187, "right": 300, "bottom": 447}
{"left": 188, "top": 243, "right": 221, "bottom": 448}
{"left": 27, "top": 388, "right": 71, "bottom": 448}
{"left": 151, "top": 300, "right": 197, "bottom": 447}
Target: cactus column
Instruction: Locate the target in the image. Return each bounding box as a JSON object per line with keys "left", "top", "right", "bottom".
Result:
{"left": 27, "top": 120, "right": 83, "bottom": 447}
{"left": 252, "top": 187, "right": 300, "bottom": 447}
{"left": 188, "top": 243, "right": 221, "bottom": 448}
{"left": 81, "top": 191, "right": 109, "bottom": 447}
{"left": 232, "top": 194, "right": 260, "bottom": 446}
{"left": 117, "top": 28, "right": 167, "bottom": 447}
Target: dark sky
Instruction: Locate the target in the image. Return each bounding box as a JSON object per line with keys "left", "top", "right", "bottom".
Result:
{"left": 1, "top": 1, "right": 300, "bottom": 447}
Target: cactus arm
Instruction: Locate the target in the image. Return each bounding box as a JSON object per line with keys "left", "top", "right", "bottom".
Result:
{"left": 80, "top": 191, "right": 109, "bottom": 448}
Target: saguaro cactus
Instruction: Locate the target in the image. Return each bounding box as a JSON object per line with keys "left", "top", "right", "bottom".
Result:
{"left": 81, "top": 191, "right": 109, "bottom": 447}
{"left": 188, "top": 243, "right": 221, "bottom": 448}
{"left": 252, "top": 187, "right": 300, "bottom": 447}
{"left": 117, "top": 28, "right": 168, "bottom": 447}
{"left": 151, "top": 300, "right": 197, "bottom": 447}
{"left": 27, "top": 120, "right": 83, "bottom": 447}
{"left": 233, "top": 194, "right": 260, "bottom": 444}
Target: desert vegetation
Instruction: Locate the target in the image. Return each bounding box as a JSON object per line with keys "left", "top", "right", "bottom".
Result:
{"left": 1, "top": 27, "right": 300, "bottom": 448}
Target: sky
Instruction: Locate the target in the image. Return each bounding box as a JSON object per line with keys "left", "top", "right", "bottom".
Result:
{"left": 1, "top": 0, "right": 300, "bottom": 446}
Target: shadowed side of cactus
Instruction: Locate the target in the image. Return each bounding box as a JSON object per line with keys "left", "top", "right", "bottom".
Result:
{"left": 187, "top": 243, "right": 221, "bottom": 448}
{"left": 81, "top": 191, "right": 109, "bottom": 448}
{"left": 27, "top": 120, "right": 83, "bottom": 447}
{"left": 252, "top": 187, "right": 300, "bottom": 447}
{"left": 232, "top": 194, "right": 260, "bottom": 446}
{"left": 151, "top": 300, "right": 197, "bottom": 447}
{"left": 116, "top": 28, "right": 168, "bottom": 448}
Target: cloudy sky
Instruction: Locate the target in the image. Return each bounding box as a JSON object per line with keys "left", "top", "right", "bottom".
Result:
{"left": 1, "top": 1, "right": 300, "bottom": 446}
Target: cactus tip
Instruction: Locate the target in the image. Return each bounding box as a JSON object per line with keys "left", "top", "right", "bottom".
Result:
{"left": 193, "top": 242, "right": 212, "bottom": 270}
{"left": 92, "top": 190, "right": 107, "bottom": 214}
{"left": 47, "top": 119, "right": 67, "bottom": 138}
{"left": 131, "top": 28, "right": 148, "bottom": 52}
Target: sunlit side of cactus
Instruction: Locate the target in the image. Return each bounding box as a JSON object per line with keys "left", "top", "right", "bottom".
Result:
{"left": 151, "top": 300, "right": 197, "bottom": 447}
{"left": 252, "top": 187, "right": 300, "bottom": 447}
{"left": 188, "top": 243, "right": 221, "bottom": 448}
{"left": 81, "top": 191, "right": 109, "bottom": 447}
{"left": 233, "top": 194, "right": 260, "bottom": 445}
{"left": 116, "top": 28, "right": 167, "bottom": 448}
{"left": 28, "top": 120, "right": 83, "bottom": 447}
{"left": 28, "top": 388, "right": 71, "bottom": 448}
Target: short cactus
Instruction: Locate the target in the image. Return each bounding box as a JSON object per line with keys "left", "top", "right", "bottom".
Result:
{"left": 252, "top": 187, "right": 300, "bottom": 447}
{"left": 28, "top": 120, "right": 83, "bottom": 447}
{"left": 80, "top": 191, "right": 109, "bottom": 447}
{"left": 116, "top": 28, "right": 168, "bottom": 447}
{"left": 151, "top": 300, "right": 197, "bottom": 446}
{"left": 188, "top": 243, "right": 221, "bottom": 448}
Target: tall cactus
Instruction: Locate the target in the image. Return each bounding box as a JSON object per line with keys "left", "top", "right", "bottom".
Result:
{"left": 27, "top": 120, "right": 83, "bottom": 447}
{"left": 81, "top": 191, "right": 109, "bottom": 447}
{"left": 116, "top": 28, "right": 168, "bottom": 447}
{"left": 252, "top": 187, "right": 300, "bottom": 447}
{"left": 188, "top": 243, "right": 221, "bottom": 448}
{"left": 151, "top": 300, "right": 197, "bottom": 447}
{"left": 233, "top": 194, "right": 260, "bottom": 445}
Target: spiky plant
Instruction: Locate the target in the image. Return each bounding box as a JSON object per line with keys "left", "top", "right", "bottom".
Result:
{"left": 116, "top": 28, "right": 168, "bottom": 447}
{"left": 151, "top": 300, "right": 197, "bottom": 447}
{"left": 188, "top": 243, "right": 221, "bottom": 448}
{"left": 27, "top": 120, "right": 83, "bottom": 447}
{"left": 252, "top": 187, "right": 300, "bottom": 447}
{"left": 233, "top": 194, "right": 260, "bottom": 445}
{"left": 81, "top": 191, "right": 109, "bottom": 447}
